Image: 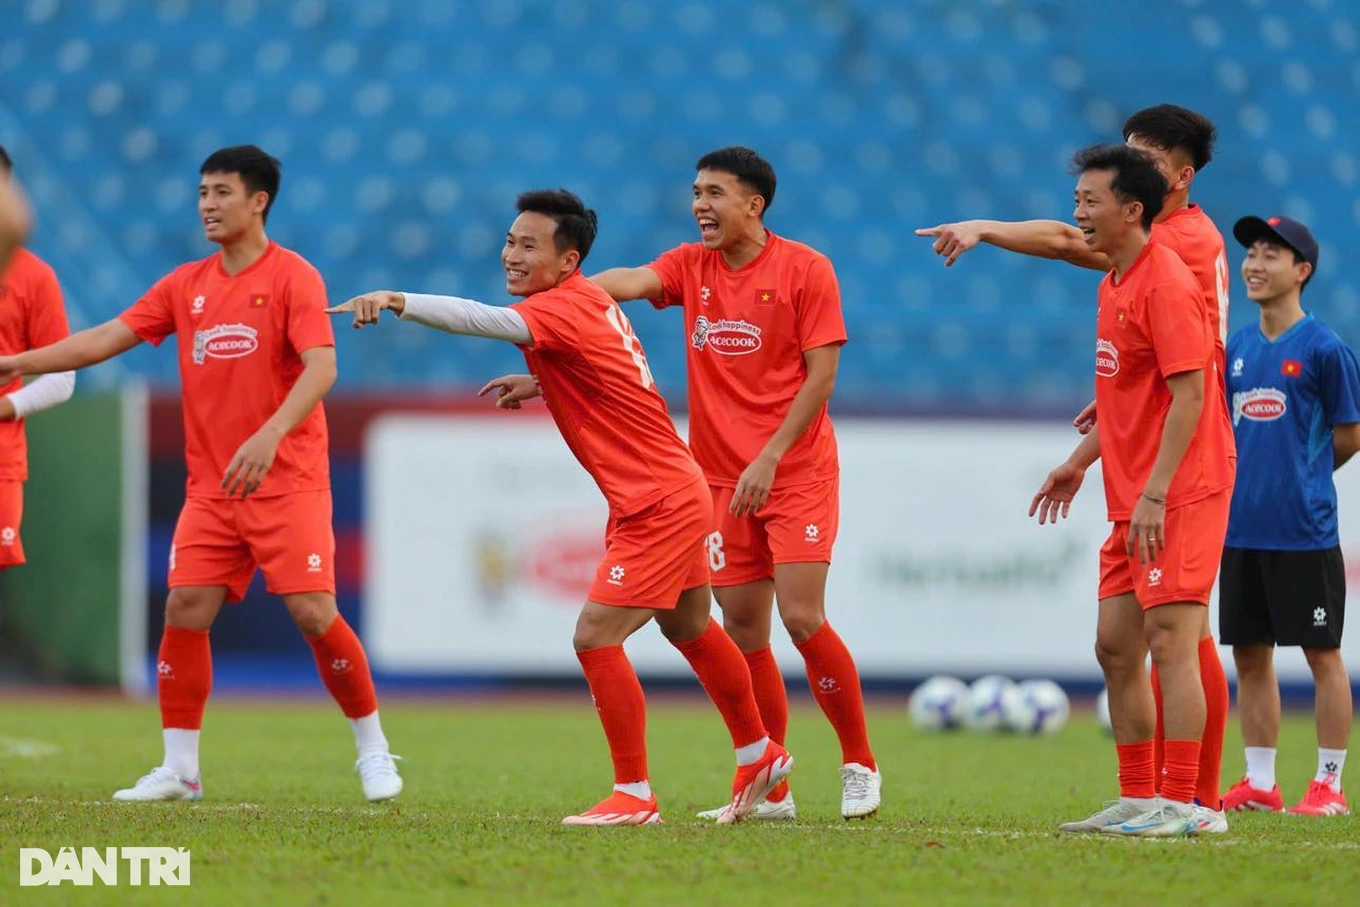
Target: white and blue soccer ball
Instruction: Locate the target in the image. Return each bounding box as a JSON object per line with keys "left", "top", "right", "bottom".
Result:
{"left": 1095, "top": 687, "right": 1113, "bottom": 735}
{"left": 964, "top": 675, "right": 1023, "bottom": 732}
{"left": 907, "top": 675, "right": 969, "bottom": 731}
{"left": 1010, "top": 680, "right": 1071, "bottom": 735}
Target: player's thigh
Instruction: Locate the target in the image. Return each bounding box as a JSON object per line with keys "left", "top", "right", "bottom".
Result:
{"left": 0, "top": 480, "right": 25, "bottom": 568}
{"left": 772, "top": 562, "right": 831, "bottom": 641}
{"left": 708, "top": 484, "right": 774, "bottom": 587}
{"left": 240, "top": 490, "right": 336, "bottom": 598}
{"left": 1260, "top": 546, "right": 1345, "bottom": 648}
{"left": 170, "top": 497, "right": 255, "bottom": 602}
{"left": 589, "top": 481, "right": 711, "bottom": 612}
{"left": 1132, "top": 489, "right": 1231, "bottom": 610}
{"left": 1219, "top": 547, "right": 1273, "bottom": 646}
{"left": 574, "top": 599, "right": 657, "bottom": 650}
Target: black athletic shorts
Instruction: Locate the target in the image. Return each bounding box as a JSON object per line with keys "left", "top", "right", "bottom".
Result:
{"left": 1219, "top": 546, "right": 1345, "bottom": 648}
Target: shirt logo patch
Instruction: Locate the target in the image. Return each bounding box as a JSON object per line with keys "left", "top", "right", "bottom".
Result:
{"left": 1095, "top": 338, "right": 1120, "bottom": 378}
{"left": 755, "top": 288, "right": 778, "bottom": 305}
{"left": 1230, "top": 357, "right": 1244, "bottom": 378}
{"left": 191, "top": 295, "right": 205, "bottom": 315}
{"left": 192, "top": 323, "right": 260, "bottom": 364}
{"left": 1281, "top": 359, "right": 1303, "bottom": 377}
{"left": 692, "top": 316, "right": 763, "bottom": 355}
{"left": 700, "top": 286, "right": 711, "bottom": 304}
{"left": 1232, "top": 387, "right": 1287, "bottom": 424}
{"left": 251, "top": 293, "right": 269, "bottom": 308}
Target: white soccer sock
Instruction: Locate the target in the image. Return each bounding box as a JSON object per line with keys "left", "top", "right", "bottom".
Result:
{"left": 735, "top": 736, "right": 770, "bottom": 767}
{"left": 162, "top": 728, "right": 200, "bottom": 781}
{"left": 349, "top": 711, "right": 389, "bottom": 757}
{"left": 614, "top": 780, "right": 652, "bottom": 800}
{"left": 1245, "top": 746, "right": 1277, "bottom": 790}
{"left": 1316, "top": 748, "right": 1347, "bottom": 792}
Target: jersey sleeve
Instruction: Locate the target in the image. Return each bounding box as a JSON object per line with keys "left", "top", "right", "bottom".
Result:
{"left": 797, "top": 255, "right": 848, "bottom": 351}
{"left": 24, "top": 258, "right": 71, "bottom": 347}
{"left": 118, "top": 273, "right": 178, "bottom": 345}
{"left": 509, "top": 291, "right": 576, "bottom": 352}
{"left": 646, "top": 245, "right": 691, "bottom": 310}
{"left": 1147, "top": 280, "right": 1210, "bottom": 378}
{"left": 283, "top": 261, "right": 336, "bottom": 353}
{"left": 1318, "top": 339, "right": 1360, "bottom": 426}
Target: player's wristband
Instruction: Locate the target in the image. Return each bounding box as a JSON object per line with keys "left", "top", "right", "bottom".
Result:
{"left": 1140, "top": 491, "right": 1166, "bottom": 506}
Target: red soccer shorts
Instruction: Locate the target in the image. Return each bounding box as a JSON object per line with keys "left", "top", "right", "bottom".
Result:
{"left": 168, "top": 490, "right": 336, "bottom": 602}
{"left": 589, "top": 478, "right": 712, "bottom": 609}
{"left": 708, "top": 476, "right": 839, "bottom": 587}
{"left": 1098, "top": 487, "right": 1231, "bottom": 609}
{"left": 0, "top": 480, "right": 25, "bottom": 568}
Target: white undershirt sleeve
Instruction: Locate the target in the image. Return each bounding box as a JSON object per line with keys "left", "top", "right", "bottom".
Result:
{"left": 398, "top": 293, "right": 532, "bottom": 345}
{"left": 7, "top": 370, "right": 76, "bottom": 419}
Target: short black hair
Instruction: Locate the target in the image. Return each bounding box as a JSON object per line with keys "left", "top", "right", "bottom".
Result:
{"left": 1122, "top": 104, "right": 1217, "bottom": 172}
{"left": 1071, "top": 143, "right": 1168, "bottom": 230}
{"left": 695, "top": 146, "right": 777, "bottom": 214}
{"left": 515, "top": 189, "right": 598, "bottom": 262}
{"left": 199, "top": 145, "right": 281, "bottom": 222}
{"left": 0, "top": 145, "right": 11, "bottom": 172}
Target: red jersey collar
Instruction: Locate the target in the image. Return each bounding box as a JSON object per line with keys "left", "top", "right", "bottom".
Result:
{"left": 719, "top": 229, "right": 778, "bottom": 273}
{"left": 1111, "top": 238, "right": 1158, "bottom": 287}
{"left": 214, "top": 240, "right": 279, "bottom": 280}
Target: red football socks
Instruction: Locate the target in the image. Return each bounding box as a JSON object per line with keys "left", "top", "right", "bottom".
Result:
{"left": 577, "top": 645, "right": 649, "bottom": 783}
{"left": 1116, "top": 740, "right": 1157, "bottom": 799}
{"left": 672, "top": 619, "right": 767, "bottom": 749}
{"left": 743, "top": 646, "right": 789, "bottom": 746}
{"left": 795, "top": 622, "right": 875, "bottom": 770}
{"left": 158, "top": 625, "right": 212, "bottom": 730}
{"left": 306, "top": 616, "right": 379, "bottom": 719}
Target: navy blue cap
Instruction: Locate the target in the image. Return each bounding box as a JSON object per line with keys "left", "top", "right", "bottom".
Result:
{"left": 1233, "top": 215, "right": 1319, "bottom": 269}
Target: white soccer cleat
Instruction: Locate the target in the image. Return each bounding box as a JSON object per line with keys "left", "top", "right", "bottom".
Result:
{"left": 697, "top": 792, "right": 797, "bottom": 821}
{"left": 112, "top": 766, "right": 203, "bottom": 802}
{"left": 1102, "top": 799, "right": 1199, "bottom": 837}
{"left": 1193, "top": 804, "right": 1229, "bottom": 834}
{"left": 1058, "top": 798, "right": 1154, "bottom": 834}
{"left": 355, "top": 751, "right": 403, "bottom": 802}
{"left": 840, "top": 763, "right": 881, "bottom": 819}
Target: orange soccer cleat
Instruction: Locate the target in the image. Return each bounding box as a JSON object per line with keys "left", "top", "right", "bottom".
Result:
{"left": 561, "top": 791, "right": 662, "bottom": 826}
{"left": 1289, "top": 780, "right": 1349, "bottom": 817}
{"left": 1222, "top": 777, "right": 1285, "bottom": 812}
{"left": 715, "top": 741, "right": 795, "bottom": 825}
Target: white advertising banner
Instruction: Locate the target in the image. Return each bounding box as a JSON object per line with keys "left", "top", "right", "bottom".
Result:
{"left": 365, "top": 415, "right": 1360, "bottom": 681}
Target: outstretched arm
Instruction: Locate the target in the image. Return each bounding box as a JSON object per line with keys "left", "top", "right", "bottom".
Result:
{"left": 326, "top": 291, "right": 530, "bottom": 344}
{"left": 590, "top": 267, "right": 663, "bottom": 302}
{"left": 0, "top": 371, "right": 76, "bottom": 422}
{"left": 915, "top": 220, "right": 1111, "bottom": 271}
{"left": 0, "top": 319, "right": 141, "bottom": 383}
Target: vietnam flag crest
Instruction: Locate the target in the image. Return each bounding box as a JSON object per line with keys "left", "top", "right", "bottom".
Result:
{"left": 755, "top": 288, "right": 778, "bottom": 305}
{"left": 251, "top": 293, "right": 270, "bottom": 308}
{"left": 1281, "top": 359, "right": 1302, "bottom": 377}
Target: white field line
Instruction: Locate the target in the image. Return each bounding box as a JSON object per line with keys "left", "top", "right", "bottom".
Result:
{"left": 0, "top": 737, "right": 60, "bottom": 758}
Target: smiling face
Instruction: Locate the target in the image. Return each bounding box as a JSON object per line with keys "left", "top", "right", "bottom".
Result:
{"left": 502, "top": 211, "right": 579, "bottom": 297}
{"left": 1073, "top": 168, "right": 1142, "bottom": 256}
{"left": 692, "top": 168, "right": 764, "bottom": 251}
{"left": 1241, "top": 239, "right": 1310, "bottom": 304}
{"left": 198, "top": 171, "right": 268, "bottom": 245}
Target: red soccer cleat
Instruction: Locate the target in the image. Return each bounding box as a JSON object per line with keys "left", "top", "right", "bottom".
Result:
{"left": 561, "top": 791, "right": 662, "bottom": 826}
{"left": 715, "top": 741, "right": 795, "bottom": 824}
{"left": 1222, "top": 777, "right": 1285, "bottom": 812}
{"left": 1289, "top": 780, "right": 1350, "bottom": 817}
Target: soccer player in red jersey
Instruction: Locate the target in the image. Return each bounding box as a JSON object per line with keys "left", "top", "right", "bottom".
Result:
{"left": 1030, "top": 145, "right": 1236, "bottom": 836}
{"left": 590, "top": 147, "right": 880, "bottom": 820}
{"left": 0, "top": 147, "right": 76, "bottom": 570}
{"left": 0, "top": 146, "right": 402, "bottom": 803}
{"left": 328, "top": 189, "right": 792, "bottom": 826}
{"left": 918, "top": 106, "right": 1231, "bottom": 824}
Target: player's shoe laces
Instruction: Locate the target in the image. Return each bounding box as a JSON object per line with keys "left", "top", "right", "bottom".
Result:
{"left": 1192, "top": 804, "right": 1229, "bottom": 834}
{"left": 112, "top": 766, "right": 203, "bottom": 802}
{"left": 840, "top": 763, "right": 882, "bottom": 819}
{"left": 696, "top": 783, "right": 796, "bottom": 821}
{"left": 355, "top": 751, "right": 403, "bottom": 802}
{"left": 1289, "top": 779, "right": 1349, "bottom": 816}
{"left": 1222, "top": 776, "right": 1285, "bottom": 812}
{"left": 1102, "top": 799, "right": 1198, "bottom": 837}
{"left": 714, "top": 741, "right": 795, "bottom": 824}
{"left": 1057, "top": 798, "right": 1153, "bottom": 834}
{"left": 562, "top": 791, "right": 661, "bottom": 826}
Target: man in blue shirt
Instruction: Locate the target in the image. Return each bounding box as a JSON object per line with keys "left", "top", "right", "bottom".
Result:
{"left": 1220, "top": 215, "right": 1360, "bottom": 817}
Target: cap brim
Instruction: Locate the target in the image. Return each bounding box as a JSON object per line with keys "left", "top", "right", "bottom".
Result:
{"left": 1233, "top": 216, "right": 1278, "bottom": 250}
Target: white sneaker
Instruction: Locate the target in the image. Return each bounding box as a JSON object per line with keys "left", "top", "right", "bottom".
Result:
{"left": 1193, "top": 804, "right": 1228, "bottom": 834}
{"left": 1058, "top": 798, "right": 1154, "bottom": 834}
{"left": 841, "top": 763, "right": 881, "bottom": 819}
{"left": 1102, "top": 799, "right": 1198, "bottom": 837}
{"left": 112, "top": 766, "right": 202, "bottom": 802}
{"left": 696, "top": 792, "right": 797, "bottom": 821}
{"left": 355, "top": 752, "right": 403, "bottom": 802}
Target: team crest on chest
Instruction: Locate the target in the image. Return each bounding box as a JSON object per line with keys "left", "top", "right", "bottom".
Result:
{"left": 193, "top": 323, "right": 260, "bottom": 364}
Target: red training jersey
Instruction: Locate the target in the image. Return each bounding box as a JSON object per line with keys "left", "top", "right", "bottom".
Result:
{"left": 1149, "top": 203, "right": 1229, "bottom": 365}
{"left": 510, "top": 271, "right": 704, "bottom": 518}
{"left": 1094, "top": 239, "right": 1235, "bottom": 521}
{"left": 0, "top": 247, "right": 72, "bottom": 480}
{"left": 119, "top": 241, "right": 334, "bottom": 499}
{"left": 647, "top": 231, "right": 847, "bottom": 489}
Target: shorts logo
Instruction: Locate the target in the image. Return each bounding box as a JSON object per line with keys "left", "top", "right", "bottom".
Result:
{"left": 331, "top": 658, "right": 352, "bottom": 674}
{"left": 1230, "top": 357, "right": 1244, "bottom": 378}
{"left": 1232, "top": 387, "right": 1287, "bottom": 425}
{"left": 192, "top": 323, "right": 259, "bottom": 364}
{"left": 1314, "top": 607, "right": 1328, "bottom": 627}
{"left": 691, "top": 316, "right": 762, "bottom": 356}
{"left": 0, "top": 526, "right": 14, "bottom": 546}
{"left": 1148, "top": 567, "right": 1163, "bottom": 587}
{"left": 607, "top": 565, "right": 625, "bottom": 587}
{"left": 306, "top": 553, "right": 322, "bottom": 573}
{"left": 191, "top": 295, "right": 205, "bottom": 315}
{"left": 1096, "top": 338, "right": 1119, "bottom": 378}
{"left": 805, "top": 523, "right": 820, "bottom": 542}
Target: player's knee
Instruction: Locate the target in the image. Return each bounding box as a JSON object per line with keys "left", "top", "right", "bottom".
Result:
{"left": 1232, "top": 645, "right": 1273, "bottom": 676}
{"left": 1302, "top": 646, "right": 1345, "bottom": 676}
{"left": 164, "top": 589, "right": 218, "bottom": 630}
{"left": 778, "top": 606, "right": 825, "bottom": 643}
{"left": 286, "top": 593, "right": 337, "bottom": 637}
{"left": 1093, "top": 634, "right": 1139, "bottom": 674}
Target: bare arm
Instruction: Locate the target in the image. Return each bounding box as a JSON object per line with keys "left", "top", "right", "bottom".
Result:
{"left": 589, "top": 267, "right": 664, "bottom": 302}
{"left": 1334, "top": 423, "right": 1360, "bottom": 470}
{"left": 0, "top": 179, "right": 31, "bottom": 272}
{"left": 1065, "top": 425, "right": 1103, "bottom": 470}
{"left": 0, "top": 319, "right": 142, "bottom": 381}
{"left": 916, "top": 219, "right": 1111, "bottom": 271}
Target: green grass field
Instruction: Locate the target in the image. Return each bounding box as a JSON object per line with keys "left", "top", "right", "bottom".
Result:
{"left": 1, "top": 696, "right": 1357, "bottom": 906}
